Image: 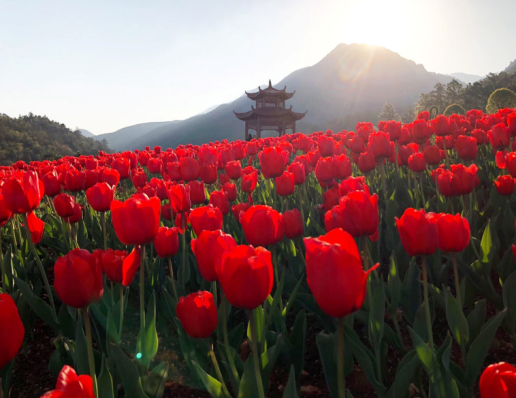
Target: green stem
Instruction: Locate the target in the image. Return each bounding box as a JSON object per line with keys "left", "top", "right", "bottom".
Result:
{"left": 208, "top": 347, "right": 232, "bottom": 398}
{"left": 181, "top": 212, "right": 187, "bottom": 287}
{"left": 272, "top": 179, "right": 278, "bottom": 210}
{"left": 271, "top": 246, "right": 279, "bottom": 285}
{"left": 21, "top": 213, "right": 56, "bottom": 315}
{"left": 167, "top": 257, "right": 178, "bottom": 301}
{"left": 380, "top": 162, "right": 388, "bottom": 205}
{"left": 140, "top": 245, "right": 146, "bottom": 330}
{"left": 119, "top": 284, "right": 125, "bottom": 336}
{"left": 221, "top": 290, "right": 240, "bottom": 391}
{"left": 452, "top": 254, "right": 462, "bottom": 309}
{"left": 419, "top": 172, "right": 426, "bottom": 208}
{"left": 83, "top": 308, "right": 98, "bottom": 397}
{"left": 101, "top": 212, "right": 107, "bottom": 250}
{"left": 297, "top": 188, "right": 305, "bottom": 230}
{"left": 422, "top": 257, "right": 434, "bottom": 350}
{"left": 337, "top": 317, "right": 346, "bottom": 398}
{"left": 248, "top": 309, "right": 265, "bottom": 398}
{"left": 10, "top": 218, "right": 17, "bottom": 252}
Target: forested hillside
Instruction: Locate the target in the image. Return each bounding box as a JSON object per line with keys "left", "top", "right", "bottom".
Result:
{"left": 0, "top": 113, "right": 109, "bottom": 165}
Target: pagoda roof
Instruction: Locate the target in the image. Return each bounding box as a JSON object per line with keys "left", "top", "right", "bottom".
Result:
{"left": 245, "top": 80, "right": 295, "bottom": 100}
{"left": 234, "top": 106, "right": 307, "bottom": 121}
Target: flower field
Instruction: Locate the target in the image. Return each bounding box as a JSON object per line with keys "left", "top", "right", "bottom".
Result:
{"left": 2, "top": 108, "right": 516, "bottom": 398}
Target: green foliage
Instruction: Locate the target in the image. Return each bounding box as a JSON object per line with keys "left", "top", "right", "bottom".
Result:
{"left": 378, "top": 101, "right": 401, "bottom": 122}
{"left": 486, "top": 88, "right": 516, "bottom": 114}
{"left": 443, "top": 103, "right": 466, "bottom": 116}
{"left": 0, "top": 113, "right": 109, "bottom": 165}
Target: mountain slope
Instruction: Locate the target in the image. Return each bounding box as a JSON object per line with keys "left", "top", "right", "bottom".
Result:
{"left": 505, "top": 59, "right": 516, "bottom": 74}
{"left": 95, "top": 121, "right": 178, "bottom": 150}
{"left": 450, "top": 72, "right": 484, "bottom": 84}
{"left": 78, "top": 129, "right": 95, "bottom": 137}
{"left": 0, "top": 113, "right": 109, "bottom": 165}
{"left": 125, "top": 43, "right": 454, "bottom": 150}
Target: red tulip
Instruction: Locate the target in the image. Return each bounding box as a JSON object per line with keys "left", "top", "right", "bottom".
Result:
{"left": 3, "top": 171, "right": 44, "bottom": 214}
{"left": 339, "top": 176, "right": 370, "bottom": 197}
{"left": 218, "top": 245, "right": 273, "bottom": 309}
{"left": 432, "top": 115, "right": 450, "bottom": 136}
{"left": 423, "top": 145, "right": 441, "bottom": 165}
{"left": 209, "top": 190, "right": 230, "bottom": 215}
{"left": 231, "top": 202, "right": 250, "bottom": 220}
{"left": 98, "top": 167, "right": 120, "bottom": 187}
{"left": 384, "top": 120, "right": 402, "bottom": 141}
{"left": 455, "top": 135, "right": 478, "bottom": 161}
{"left": 95, "top": 249, "right": 127, "bottom": 283}
{"left": 288, "top": 162, "right": 306, "bottom": 185}
{"left": 53, "top": 193, "right": 76, "bottom": 218}
{"left": 27, "top": 211, "right": 45, "bottom": 244}
{"left": 0, "top": 293, "right": 25, "bottom": 370}
{"left": 315, "top": 157, "right": 335, "bottom": 182}
{"left": 479, "top": 362, "right": 516, "bottom": 398}
{"left": 494, "top": 175, "right": 515, "bottom": 196}
{"left": 367, "top": 131, "right": 391, "bottom": 159}
{"left": 64, "top": 203, "right": 83, "bottom": 224}
{"left": 122, "top": 246, "right": 141, "bottom": 286}
{"left": 176, "top": 291, "right": 218, "bottom": 339}
{"left": 192, "top": 230, "right": 237, "bottom": 282}
{"left": 304, "top": 228, "right": 378, "bottom": 318}
{"left": 161, "top": 202, "right": 173, "bottom": 221}
{"left": 240, "top": 205, "right": 283, "bottom": 247}
{"left": 179, "top": 157, "right": 200, "bottom": 182}
{"left": 489, "top": 123, "right": 510, "bottom": 150}
{"left": 147, "top": 157, "right": 162, "bottom": 174}
{"left": 333, "top": 154, "right": 352, "bottom": 179}
{"left": 412, "top": 120, "right": 431, "bottom": 143}
{"left": 131, "top": 168, "right": 147, "bottom": 189}
{"left": 282, "top": 209, "right": 303, "bottom": 239}
{"left": 276, "top": 171, "right": 295, "bottom": 197}
{"left": 222, "top": 182, "right": 237, "bottom": 202}
{"left": 168, "top": 184, "right": 191, "bottom": 213}
{"left": 84, "top": 170, "right": 98, "bottom": 190}
{"left": 200, "top": 162, "right": 218, "bottom": 184}
{"left": 189, "top": 204, "right": 223, "bottom": 236}
{"left": 86, "top": 182, "right": 115, "bottom": 212}
{"left": 408, "top": 153, "right": 426, "bottom": 173}
{"left": 41, "top": 170, "right": 61, "bottom": 197}
{"left": 167, "top": 162, "right": 182, "bottom": 181}
{"left": 241, "top": 170, "right": 258, "bottom": 192}
{"left": 396, "top": 208, "right": 438, "bottom": 256}
{"left": 471, "top": 128, "right": 489, "bottom": 145}
{"left": 436, "top": 213, "right": 470, "bottom": 253}
{"left": 188, "top": 180, "right": 206, "bottom": 205}
{"left": 225, "top": 160, "right": 242, "bottom": 180}
{"left": 0, "top": 189, "right": 12, "bottom": 223}
{"left": 40, "top": 365, "right": 95, "bottom": 398}
{"left": 54, "top": 249, "right": 103, "bottom": 308}
{"left": 112, "top": 158, "right": 130, "bottom": 179}
{"left": 324, "top": 191, "right": 378, "bottom": 237}
{"left": 358, "top": 151, "right": 376, "bottom": 173}
{"left": 259, "top": 146, "right": 287, "bottom": 179}
{"left": 63, "top": 169, "right": 86, "bottom": 192}
{"left": 111, "top": 193, "right": 161, "bottom": 245}
{"left": 154, "top": 227, "right": 179, "bottom": 258}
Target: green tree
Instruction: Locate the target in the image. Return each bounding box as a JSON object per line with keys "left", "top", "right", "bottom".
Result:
{"left": 401, "top": 107, "right": 416, "bottom": 123}
{"left": 444, "top": 79, "right": 464, "bottom": 105}
{"left": 377, "top": 101, "right": 401, "bottom": 122}
{"left": 486, "top": 88, "right": 516, "bottom": 114}
{"left": 443, "top": 103, "right": 466, "bottom": 116}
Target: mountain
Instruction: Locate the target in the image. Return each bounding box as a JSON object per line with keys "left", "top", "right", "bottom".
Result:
{"left": 450, "top": 72, "right": 484, "bottom": 84}
{"left": 78, "top": 129, "right": 95, "bottom": 137}
{"left": 95, "top": 121, "right": 178, "bottom": 150}
{"left": 505, "top": 59, "right": 516, "bottom": 74}
{"left": 121, "top": 43, "right": 455, "bottom": 151}
{"left": 0, "top": 113, "right": 109, "bottom": 166}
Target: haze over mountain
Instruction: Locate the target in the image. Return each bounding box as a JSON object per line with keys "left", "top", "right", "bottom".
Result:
{"left": 450, "top": 72, "right": 484, "bottom": 84}
{"left": 95, "top": 121, "right": 178, "bottom": 150}
{"left": 505, "top": 59, "right": 516, "bottom": 74}
{"left": 110, "top": 44, "right": 456, "bottom": 151}
{"left": 78, "top": 129, "right": 95, "bottom": 138}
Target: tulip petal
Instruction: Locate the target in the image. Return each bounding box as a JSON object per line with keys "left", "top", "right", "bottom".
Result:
{"left": 122, "top": 246, "right": 141, "bottom": 286}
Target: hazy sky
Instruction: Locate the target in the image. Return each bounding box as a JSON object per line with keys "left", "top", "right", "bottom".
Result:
{"left": 1, "top": 0, "right": 515, "bottom": 135}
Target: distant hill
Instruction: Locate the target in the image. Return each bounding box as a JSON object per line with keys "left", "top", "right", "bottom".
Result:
{"left": 505, "top": 59, "right": 516, "bottom": 74}
{"left": 122, "top": 43, "right": 453, "bottom": 151}
{"left": 0, "top": 113, "right": 109, "bottom": 165}
{"left": 95, "top": 121, "right": 178, "bottom": 151}
{"left": 450, "top": 72, "right": 484, "bottom": 84}
{"left": 78, "top": 129, "right": 95, "bottom": 137}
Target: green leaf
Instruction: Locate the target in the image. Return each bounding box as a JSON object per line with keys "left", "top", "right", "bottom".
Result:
{"left": 14, "top": 276, "right": 58, "bottom": 329}
{"left": 136, "top": 292, "right": 159, "bottom": 369}
{"left": 110, "top": 344, "right": 149, "bottom": 398}
{"left": 444, "top": 290, "right": 469, "bottom": 348}
{"left": 282, "top": 365, "right": 299, "bottom": 398}
{"left": 74, "top": 315, "right": 90, "bottom": 376}
{"left": 144, "top": 362, "right": 169, "bottom": 398}
{"left": 465, "top": 309, "right": 507, "bottom": 387}
{"left": 98, "top": 356, "right": 114, "bottom": 398}
{"left": 466, "top": 299, "right": 486, "bottom": 347}
{"left": 401, "top": 261, "right": 421, "bottom": 325}
{"left": 480, "top": 221, "right": 493, "bottom": 264}
{"left": 502, "top": 272, "right": 516, "bottom": 336}
{"left": 408, "top": 327, "right": 442, "bottom": 392}
{"left": 288, "top": 310, "right": 306, "bottom": 386}
{"left": 237, "top": 353, "right": 260, "bottom": 398}
{"left": 228, "top": 321, "right": 244, "bottom": 352}
{"left": 192, "top": 361, "right": 222, "bottom": 397}
{"left": 388, "top": 253, "right": 401, "bottom": 315}
{"left": 296, "top": 293, "right": 336, "bottom": 333}
{"left": 435, "top": 334, "right": 452, "bottom": 372}
{"left": 413, "top": 299, "right": 434, "bottom": 341}
{"left": 385, "top": 350, "right": 420, "bottom": 398}
{"left": 315, "top": 332, "right": 339, "bottom": 398}
{"left": 368, "top": 281, "right": 385, "bottom": 350}
{"left": 247, "top": 307, "right": 265, "bottom": 347}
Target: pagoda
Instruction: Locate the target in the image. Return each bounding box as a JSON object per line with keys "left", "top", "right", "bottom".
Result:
{"left": 234, "top": 80, "right": 306, "bottom": 140}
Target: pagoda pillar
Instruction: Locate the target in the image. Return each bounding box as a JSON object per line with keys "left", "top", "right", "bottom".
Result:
{"left": 257, "top": 116, "right": 261, "bottom": 139}
{"left": 281, "top": 117, "right": 286, "bottom": 137}
{"left": 245, "top": 120, "right": 249, "bottom": 140}
{"left": 293, "top": 121, "right": 296, "bottom": 134}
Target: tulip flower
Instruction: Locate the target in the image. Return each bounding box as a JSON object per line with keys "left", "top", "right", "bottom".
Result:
{"left": 239, "top": 205, "right": 283, "bottom": 247}
{"left": 339, "top": 176, "right": 370, "bottom": 197}
{"left": 367, "top": 131, "right": 391, "bottom": 160}
{"left": 54, "top": 248, "right": 103, "bottom": 309}
{"left": 282, "top": 208, "right": 303, "bottom": 239}
{"left": 154, "top": 226, "right": 179, "bottom": 258}
{"left": 0, "top": 190, "right": 12, "bottom": 224}
{"left": 0, "top": 293, "right": 25, "bottom": 370}
{"left": 112, "top": 157, "right": 130, "bottom": 179}
{"left": 231, "top": 202, "right": 250, "bottom": 220}
{"left": 53, "top": 193, "right": 76, "bottom": 218}
{"left": 188, "top": 180, "right": 206, "bottom": 205}
{"left": 41, "top": 170, "right": 61, "bottom": 197}
{"left": 408, "top": 153, "right": 426, "bottom": 173}
{"left": 189, "top": 204, "right": 223, "bottom": 236}
{"left": 241, "top": 170, "right": 258, "bottom": 193}
{"left": 176, "top": 291, "right": 218, "bottom": 339}
{"left": 168, "top": 184, "right": 191, "bottom": 213}
{"left": 489, "top": 123, "right": 510, "bottom": 150}
{"left": 315, "top": 157, "right": 335, "bottom": 182}
{"left": 95, "top": 249, "right": 127, "bottom": 283}
{"left": 3, "top": 170, "right": 44, "bottom": 214}
{"left": 209, "top": 190, "right": 230, "bottom": 215}
{"left": 131, "top": 168, "right": 147, "bottom": 189}
{"left": 455, "top": 135, "right": 478, "bottom": 161}
{"left": 26, "top": 211, "right": 45, "bottom": 244}
{"left": 479, "top": 362, "right": 516, "bottom": 398}
{"left": 98, "top": 167, "right": 120, "bottom": 187}
{"left": 218, "top": 245, "right": 273, "bottom": 310}
{"left": 333, "top": 154, "right": 352, "bottom": 180}
{"left": 192, "top": 230, "right": 237, "bottom": 282}
{"left": 494, "top": 175, "right": 515, "bottom": 196}
{"left": 423, "top": 145, "right": 441, "bottom": 165}
{"left": 276, "top": 171, "right": 295, "bottom": 197}
{"left": 111, "top": 193, "right": 160, "bottom": 245}
{"left": 86, "top": 182, "right": 115, "bottom": 213}
{"left": 288, "top": 162, "right": 306, "bottom": 185}
{"left": 40, "top": 365, "right": 95, "bottom": 398}
{"left": 259, "top": 146, "right": 287, "bottom": 179}
{"left": 358, "top": 151, "right": 376, "bottom": 173}
{"left": 222, "top": 182, "right": 237, "bottom": 202}
{"left": 199, "top": 162, "right": 218, "bottom": 184}
{"left": 179, "top": 157, "right": 200, "bottom": 181}
{"left": 225, "top": 160, "right": 242, "bottom": 180}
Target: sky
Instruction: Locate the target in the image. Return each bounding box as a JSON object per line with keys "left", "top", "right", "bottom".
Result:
{"left": 1, "top": 0, "right": 515, "bottom": 135}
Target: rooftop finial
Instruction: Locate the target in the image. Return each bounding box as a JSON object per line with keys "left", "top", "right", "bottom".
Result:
{"left": 268, "top": 79, "right": 272, "bottom": 87}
